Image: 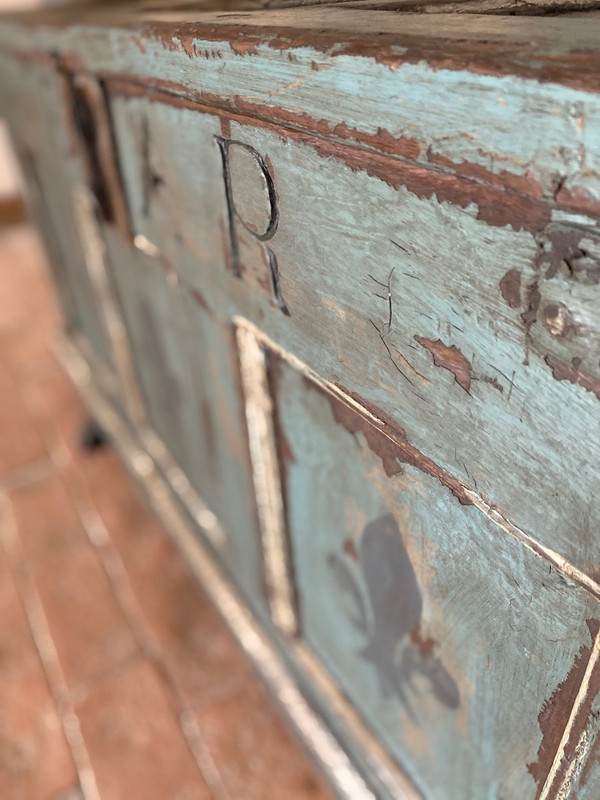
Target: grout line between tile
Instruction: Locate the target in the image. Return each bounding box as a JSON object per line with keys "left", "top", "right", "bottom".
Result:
{"left": 0, "top": 494, "right": 101, "bottom": 800}
{"left": 0, "top": 455, "right": 55, "bottom": 492}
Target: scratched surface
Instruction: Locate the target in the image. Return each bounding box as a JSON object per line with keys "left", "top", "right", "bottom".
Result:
{"left": 3, "top": 10, "right": 600, "bottom": 204}
{"left": 105, "top": 96, "right": 600, "bottom": 578}
{"left": 2, "top": 5, "right": 600, "bottom": 797}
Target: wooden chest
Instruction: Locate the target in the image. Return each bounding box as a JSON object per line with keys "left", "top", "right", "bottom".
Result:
{"left": 1, "top": 3, "right": 600, "bottom": 797}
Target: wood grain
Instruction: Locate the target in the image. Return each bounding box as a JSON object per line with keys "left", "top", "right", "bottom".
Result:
{"left": 2, "top": 6, "right": 600, "bottom": 797}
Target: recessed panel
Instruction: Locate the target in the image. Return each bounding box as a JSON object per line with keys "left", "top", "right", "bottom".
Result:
{"left": 269, "top": 349, "right": 600, "bottom": 800}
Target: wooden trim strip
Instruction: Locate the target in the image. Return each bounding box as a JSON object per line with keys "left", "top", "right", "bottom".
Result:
{"left": 71, "top": 184, "right": 146, "bottom": 425}
{"left": 236, "top": 321, "right": 298, "bottom": 637}
{"left": 539, "top": 630, "right": 600, "bottom": 800}
{"left": 103, "top": 76, "right": 565, "bottom": 228}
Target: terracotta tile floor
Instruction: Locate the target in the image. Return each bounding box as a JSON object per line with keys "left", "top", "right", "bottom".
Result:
{"left": 0, "top": 221, "right": 333, "bottom": 800}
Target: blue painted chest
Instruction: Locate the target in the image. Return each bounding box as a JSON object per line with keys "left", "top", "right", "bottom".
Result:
{"left": 1, "top": 3, "right": 600, "bottom": 797}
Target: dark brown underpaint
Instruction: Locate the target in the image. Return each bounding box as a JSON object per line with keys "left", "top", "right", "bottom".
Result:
{"left": 51, "top": 66, "right": 597, "bottom": 221}
{"left": 580, "top": 730, "right": 600, "bottom": 789}
{"left": 528, "top": 619, "right": 600, "bottom": 799}
{"left": 17, "top": 6, "right": 600, "bottom": 93}
{"left": 305, "top": 134, "right": 551, "bottom": 234}
{"left": 521, "top": 279, "right": 541, "bottom": 363}
{"left": 528, "top": 645, "right": 590, "bottom": 797}
{"left": 137, "top": 18, "right": 600, "bottom": 95}
{"left": 538, "top": 225, "right": 600, "bottom": 284}
{"left": 520, "top": 280, "right": 541, "bottom": 329}
{"left": 427, "top": 150, "right": 545, "bottom": 201}
{"left": 105, "top": 78, "right": 559, "bottom": 234}
{"left": 326, "top": 394, "right": 406, "bottom": 479}
{"left": 499, "top": 268, "right": 522, "bottom": 308}
{"left": 13, "top": 9, "right": 600, "bottom": 219}
{"left": 104, "top": 80, "right": 435, "bottom": 203}
{"left": 319, "top": 380, "right": 474, "bottom": 505}
{"left": 414, "top": 336, "right": 472, "bottom": 393}
{"left": 341, "top": 0, "right": 600, "bottom": 15}
{"left": 555, "top": 181, "right": 600, "bottom": 224}
{"left": 545, "top": 355, "right": 600, "bottom": 400}
{"left": 25, "top": 67, "right": 592, "bottom": 221}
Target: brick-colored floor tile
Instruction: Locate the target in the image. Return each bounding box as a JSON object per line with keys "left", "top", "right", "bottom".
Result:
{"left": 0, "top": 547, "right": 77, "bottom": 800}
{"left": 76, "top": 660, "right": 211, "bottom": 800}
{"left": 8, "top": 472, "right": 83, "bottom": 561}
{"left": 130, "top": 532, "right": 250, "bottom": 709}
{"left": 0, "top": 226, "right": 52, "bottom": 331}
{"left": 30, "top": 370, "right": 252, "bottom": 711}
{"left": 0, "top": 226, "right": 59, "bottom": 377}
{"left": 28, "top": 368, "right": 86, "bottom": 459}
{"left": 196, "top": 679, "right": 333, "bottom": 800}
{"left": 30, "top": 371, "right": 249, "bottom": 706}
{"left": 0, "top": 363, "right": 47, "bottom": 478}
{"left": 31, "top": 542, "right": 138, "bottom": 691}
{"left": 85, "top": 452, "right": 250, "bottom": 709}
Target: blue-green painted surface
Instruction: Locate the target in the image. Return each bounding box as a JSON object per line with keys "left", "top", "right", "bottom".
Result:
{"left": 2, "top": 9, "right": 600, "bottom": 797}
{"left": 274, "top": 353, "right": 599, "bottom": 800}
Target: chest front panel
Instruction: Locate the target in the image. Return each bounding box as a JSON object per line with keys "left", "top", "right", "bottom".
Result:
{"left": 2, "top": 11, "right": 600, "bottom": 798}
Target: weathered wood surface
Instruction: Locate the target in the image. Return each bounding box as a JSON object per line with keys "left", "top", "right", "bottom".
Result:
{"left": 1, "top": 4, "right": 600, "bottom": 798}
{"left": 272, "top": 349, "right": 600, "bottom": 800}
{"left": 105, "top": 94, "right": 600, "bottom": 581}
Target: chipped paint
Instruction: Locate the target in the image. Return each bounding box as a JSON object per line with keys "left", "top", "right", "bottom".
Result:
{"left": 535, "top": 621, "right": 600, "bottom": 800}
{"left": 414, "top": 337, "right": 472, "bottom": 393}
{"left": 321, "top": 382, "right": 474, "bottom": 505}
{"left": 528, "top": 637, "right": 595, "bottom": 797}
{"left": 499, "top": 268, "right": 522, "bottom": 308}
{"left": 538, "top": 224, "right": 600, "bottom": 284}
{"left": 545, "top": 355, "right": 600, "bottom": 400}
{"left": 542, "top": 303, "right": 578, "bottom": 339}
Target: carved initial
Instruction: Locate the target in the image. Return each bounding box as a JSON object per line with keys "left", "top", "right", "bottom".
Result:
{"left": 216, "top": 137, "right": 290, "bottom": 316}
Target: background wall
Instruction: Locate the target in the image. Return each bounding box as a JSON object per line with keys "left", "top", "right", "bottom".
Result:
{"left": 0, "top": 121, "right": 22, "bottom": 197}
